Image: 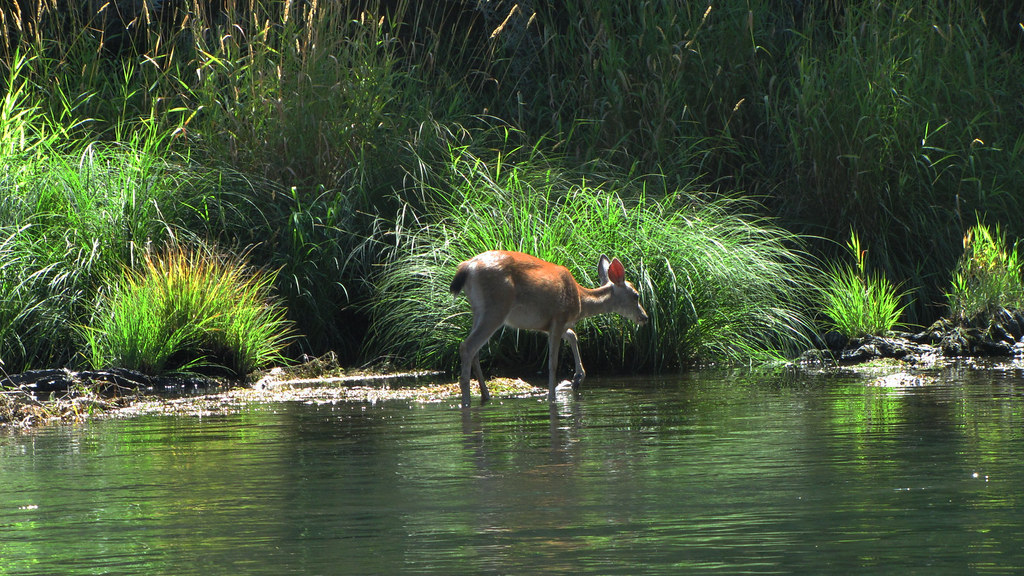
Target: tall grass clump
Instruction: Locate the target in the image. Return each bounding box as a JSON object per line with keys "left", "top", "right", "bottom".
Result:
{"left": 0, "top": 139, "right": 326, "bottom": 372}
{"left": 0, "top": 117, "right": 239, "bottom": 372}
{"left": 820, "top": 232, "right": 908, "bottom": 339}
{"left": 181, "top": 2, "right": 410, "bottom": 195}
{"left": 504, "top": 1, "right": 1024, "bottom": 324}
{"left": 948, "top": 222, "right": 1024, "bottom": 325}
{"left": 3, "top": 3, "right": 455, "bottom": 360}
{"left": 7, "top": 0, "right": 1023, "bottom": 368}
{"left": 0, "top": 53, "right": 127, "bottom": 373}
{"left": 2, "top": 45, "right": 358, "bottom": 364}
{"left": 85, "top": 246, "right": 294, "bottom": 377}
{"left": 368, "top": 149, "right": 816, "bottom": 373}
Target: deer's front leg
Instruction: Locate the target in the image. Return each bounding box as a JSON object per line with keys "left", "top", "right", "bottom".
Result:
{"left": 562, "top": 329, "right": 586, "bottom": 391}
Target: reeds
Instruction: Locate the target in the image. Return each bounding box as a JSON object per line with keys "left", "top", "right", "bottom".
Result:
{"left": 772, "top": 2, "right": 1024, "bottom": 320}
{"left": 2, "top": 1, "right": 1023, "bottom": 374}
{"left": 522, "top": 2, "right": 1024, "bottom": 322}
{"left": 0, "top": 52, "right": 316, "bottom": 375}
{"left": 0, "top": 226, "right": 63, "bottom": 373}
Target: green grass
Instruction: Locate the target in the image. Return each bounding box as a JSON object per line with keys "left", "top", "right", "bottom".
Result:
{"left": 510, "top": 2, "right": 1024, "bottom": 323}
{"left": 2, "top": 1, "right": 471, "bottom": 212}
{"left": 0, "top": 134, "right": 354, "bottom": 372}
{"left": 771, "top": 2, "right": 1024, "bottom": 321}
{"left": 820, "top": 232, "right": 908, "bottom": 339}
{"left": 948, "top": 221, "right": 1024, "bottom": 325}
{"left": 368, "top": 149, "right": 816, "bottom": 373}
{"left": 83, "top": 246, "right": 295, "bottom": 377}
{"left": 3, "top": 1, "right": 1024, "bottom": 373}
{"left": 0, "top": 48, "right": 358, "bottom": 370}
{"left": 0, "top": 227, "right": 60, "bottom": 374}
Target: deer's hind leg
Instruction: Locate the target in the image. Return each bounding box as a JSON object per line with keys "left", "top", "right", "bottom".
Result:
{"left": 472, "top": 355, "right": 490, "bottom": 403}
{"left": 458, "top": 298, "right": 509, "bottom": 407}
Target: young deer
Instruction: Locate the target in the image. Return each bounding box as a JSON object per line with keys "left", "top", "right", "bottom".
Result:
{"left": 449, "top": 251, "right": 648, "bottom": 407}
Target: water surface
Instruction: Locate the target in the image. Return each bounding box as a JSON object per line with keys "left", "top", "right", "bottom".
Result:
{"left": 2, "top": 366, "right": 1023, "bottom": 574}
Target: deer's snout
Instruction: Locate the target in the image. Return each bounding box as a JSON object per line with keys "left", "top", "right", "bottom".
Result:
{"left": 636, "top": 305, "right": 649, "bottom": 325}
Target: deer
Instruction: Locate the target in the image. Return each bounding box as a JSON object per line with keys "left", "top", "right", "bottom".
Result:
{"left": 449, "top": 251, "right": 649, "bottom": 407}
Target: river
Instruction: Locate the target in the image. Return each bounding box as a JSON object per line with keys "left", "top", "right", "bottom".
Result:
{"left": 1, "top": 364, "right": 1022, "bottom": 574}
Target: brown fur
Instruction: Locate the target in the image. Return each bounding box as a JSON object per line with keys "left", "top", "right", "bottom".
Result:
{"left": 451, "top": 250, "right": 648, "bottom": 407}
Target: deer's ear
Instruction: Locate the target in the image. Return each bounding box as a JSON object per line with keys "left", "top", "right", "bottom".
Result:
{"left": 608, "top": 257, "right": 626, "bottom": 284}
{"left": 598, "top": 255, "right": 611, "bottom": 284}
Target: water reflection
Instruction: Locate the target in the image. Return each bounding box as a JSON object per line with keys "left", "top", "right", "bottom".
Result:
{"left": 1, "top": 366, "right": 1023, "bottom": 574}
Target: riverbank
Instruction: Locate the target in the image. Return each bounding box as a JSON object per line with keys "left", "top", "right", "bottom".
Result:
{"left": 0, "top": 354, "right": 545, "bottom": 430}
{"left": 0, "top": 351, "right": 1015, "bottom": 432}
{"left": 112, "top": 376, "right": 545, "bottom": 422}
{"left": 6, "top": 305, "right": 1024, "bottom": 430}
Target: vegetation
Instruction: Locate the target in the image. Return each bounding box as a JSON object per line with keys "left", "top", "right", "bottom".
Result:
{"left": 1, "top": 1, "right": 1023, "bottom": 377}
{"left": 0, "top": 49, "right": 350, "bottom": 375}
{"left": 83, "top": 246, "right": 294, "bottom": 377}
{"left": 948, "top": 222, "right": 1024, "bottom": 325}
{"left": 821, "top": 233, "right": 908, "bottom": 339}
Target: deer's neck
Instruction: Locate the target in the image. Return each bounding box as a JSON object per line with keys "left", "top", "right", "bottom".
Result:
{"left": 578, "top": 284, "right": 614, "bottom": 320}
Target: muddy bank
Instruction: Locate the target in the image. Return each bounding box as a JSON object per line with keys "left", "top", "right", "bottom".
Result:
{"left": 0, "top": 368, "right": 201, "bottom": 429}
{"left": 0, "top": 354, "right": 543, "bottom": 429}
{"left": 113, "top": 377, "right": 543, "bottom": 420}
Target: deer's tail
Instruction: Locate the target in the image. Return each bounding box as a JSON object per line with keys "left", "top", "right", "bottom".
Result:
{"left": 450, "top": 265, "right": 468, "bottom": 296}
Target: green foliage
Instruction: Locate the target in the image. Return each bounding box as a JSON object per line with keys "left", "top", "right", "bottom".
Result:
{"left": 0, "top": 113, "right": 235, "bottom": 373}
{"left": 771, "top": 2, "right": 1024, "bottom": 320}
{"left": 821, "top": 232, "right": 908, "bottom": 339}
{"left": 2, "top": 1, "right": 465, "bottom": 210}
{"left": 0, "top": 133, "right": 343, "bottom": 372}
{"left": 495, "top": 1, "right": 1024, "bottom": 322}
{"left": 0, "top": 51, "right": 63, "bottom": 162}
{"left": 0, "top": 227, "right": 60, "bottom": 373}
{"left": 0, "top": 49, "right": 358, "bottom": 367}
{"left": 84, "top": 247, "right": 294, "bottom": 377}
{"left": 180, "top": 3, "right": 405, "bottom": 194}
{"left": 3, "top": 0, "right": 1024, "bottom": 371}
{"left": 368, "top": 149, "right": 816, "bottom": 372}
{"left": 948, "top": 222, "right": 1024, "bottom": 325}
{"left": 522, "top": 2, "right": 773, "bottom": 180}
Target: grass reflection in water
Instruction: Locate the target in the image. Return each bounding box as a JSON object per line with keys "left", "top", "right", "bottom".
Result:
{"left": 0, "top": 367, "right": 1022, "bottom": 574}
